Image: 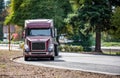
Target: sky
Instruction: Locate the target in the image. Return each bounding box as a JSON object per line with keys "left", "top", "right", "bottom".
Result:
{"left": 4, "top": 0, "right": 10, "bottom": 6}
{"left": 4, "top": 0, "right": 9, "bottom": 1}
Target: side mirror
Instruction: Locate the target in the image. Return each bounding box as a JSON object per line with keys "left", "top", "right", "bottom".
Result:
{"left": 54, "top": 28, "right": 57, "bottom": 37}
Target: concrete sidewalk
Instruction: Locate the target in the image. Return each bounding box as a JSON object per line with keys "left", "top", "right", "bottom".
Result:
{"left": 92, "top": 46, "right": 120, "bottom": 52}
{"left": 0, "top": 44, "right": 22, "bottom": 51}
{"left": 91, "top": 46, "right": 120, "bottom": 50}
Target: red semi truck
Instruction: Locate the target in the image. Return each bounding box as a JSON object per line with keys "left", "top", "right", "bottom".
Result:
{"left": 23, "top": 19, "right": 58, "bottom": 61}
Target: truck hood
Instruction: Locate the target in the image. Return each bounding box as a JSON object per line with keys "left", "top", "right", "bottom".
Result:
{"left": 26, "top": 36, "right": 51, "bottom": 42}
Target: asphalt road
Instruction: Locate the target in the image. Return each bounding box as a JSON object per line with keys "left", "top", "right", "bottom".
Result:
{"left": 14, "top": 52, "right": 120, "bottom": 75}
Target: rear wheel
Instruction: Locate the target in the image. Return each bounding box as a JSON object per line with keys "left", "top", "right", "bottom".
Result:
{"left": 54, "top": 45, "right": 58, "bottom": 56}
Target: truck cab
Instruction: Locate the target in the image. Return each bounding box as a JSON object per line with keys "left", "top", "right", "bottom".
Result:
{"left": 23, "top": 19, "right": 58, "bottom": 61}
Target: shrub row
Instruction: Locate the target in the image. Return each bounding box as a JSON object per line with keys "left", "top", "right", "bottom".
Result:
{"left": 116, "top": 52, "right": 120, "bottom": 55}
{"left": 59, "top": 45, "right": 83, "bottom": 52}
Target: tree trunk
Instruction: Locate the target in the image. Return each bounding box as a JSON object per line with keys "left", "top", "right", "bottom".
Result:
{"left": 8, "top": 25, "right": 11, "bottom": 51}
{"left": 95, "top": 26, "right": 102, "bottom": 52}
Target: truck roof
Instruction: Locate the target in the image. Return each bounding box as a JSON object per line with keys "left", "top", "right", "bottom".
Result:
{"left": 25, "top": 19, "right": 53, "bottom": 28}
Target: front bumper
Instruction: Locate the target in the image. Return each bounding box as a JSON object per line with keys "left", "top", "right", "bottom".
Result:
{"left": 23, "top": 51, "right": 54, "bottom": 58}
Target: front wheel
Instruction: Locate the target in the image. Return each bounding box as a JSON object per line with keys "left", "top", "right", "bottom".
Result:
{"left": 24, "top": 56, "right": 29, "bottom": 61}
{"left": 50, "top": 57, "right": 54, "bottom": 61}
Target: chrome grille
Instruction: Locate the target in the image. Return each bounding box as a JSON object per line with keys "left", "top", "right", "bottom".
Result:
{"left": 32, "top": 42, "right": 45, "bottom": 51}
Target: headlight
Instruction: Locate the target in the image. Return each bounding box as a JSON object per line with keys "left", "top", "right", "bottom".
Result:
{"left": 24, "top": 44, "right": 30, "bottom": 52}
{"left": 48, "top": 44, "right": 54, "bottom": 52}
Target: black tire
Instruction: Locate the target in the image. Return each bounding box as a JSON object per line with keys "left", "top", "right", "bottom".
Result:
{"left": 54, "top": 45, "right": 59, "bottom": 56}
{"left": 24, "top": 57, "right": 29, "bottom": 61}
{"left": 50, "top": 57, "right": 54, "bottom": 61}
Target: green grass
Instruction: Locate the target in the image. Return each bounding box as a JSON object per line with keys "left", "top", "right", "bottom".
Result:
{"left": 103, "top": 51, "right": 120, "bottom": 55}
{"left": 0, "top": 64, "right": 6, "bottom": 69}
{"left": 102, "top": 42, "right": 120, "bottom": 47}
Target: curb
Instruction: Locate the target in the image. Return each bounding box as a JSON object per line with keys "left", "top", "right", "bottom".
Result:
{"left": 11, "top": 53, "right": 120, "bottom": 76}
{"left": 10, "top": 56, "right": 23, "bottom": 61}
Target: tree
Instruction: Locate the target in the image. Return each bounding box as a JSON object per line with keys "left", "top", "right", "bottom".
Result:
{"left": 0, "top": 0, "right": 4, "bottom": 22}
{"left": 109, "top": 6, "right": 120, "bottom": 39}
{"left": 0, "top": 0, "right": 4, "bottom": 40}
{"left": 65, "top": 0, "right": 93, "bottom": 51}
{"left": 5, "top": 0, "right": 72, "bottom": 45}
{"left": 5, "top": 0, "right": 71, "bottom": 35}
{"left": 68, "top": 0, "right": 113, "bottom": 52}
{"left": 0, "top": 0, "right": 4, "bottom": 14}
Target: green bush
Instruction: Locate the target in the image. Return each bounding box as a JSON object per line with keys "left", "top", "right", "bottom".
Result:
{"left": 116, "top": 52, "right": 120, "bottom": 55}
{"left": 19, "top": 42, "right": 24, "bottom": 49}
{"left": 59, "top": 45, "right": 83, "bottom": 52}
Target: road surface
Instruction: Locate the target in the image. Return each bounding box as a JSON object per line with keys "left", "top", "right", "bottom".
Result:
{"left": 14, "top": 52, "right": 120, "bottom": 75}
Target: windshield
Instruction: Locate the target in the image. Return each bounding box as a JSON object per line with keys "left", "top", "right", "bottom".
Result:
{"left": 28, "top": 28, "right": 51, "bottom": 36}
